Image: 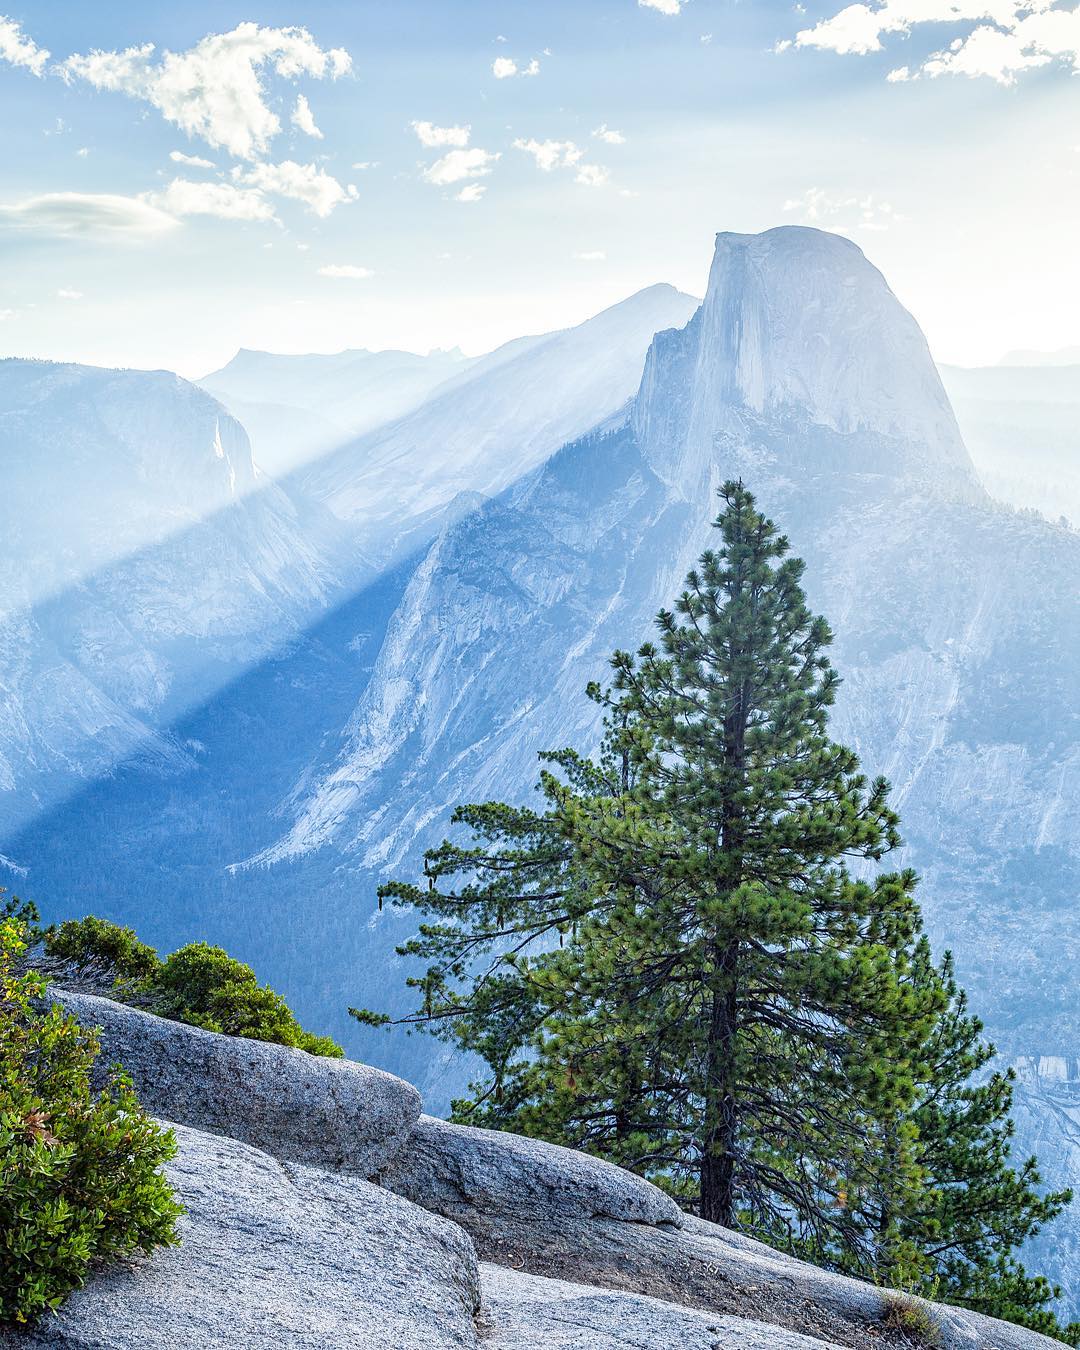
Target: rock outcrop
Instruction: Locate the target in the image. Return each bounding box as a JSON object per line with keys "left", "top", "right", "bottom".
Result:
{"left": 2, "top": 1123, "right": 479, "bottom": 1350}
{"left": 49, "top": 988, "right": 420, "bottom": 1177}
{"left": 8, "top": 993, "right": 1069, "bottom": 1349}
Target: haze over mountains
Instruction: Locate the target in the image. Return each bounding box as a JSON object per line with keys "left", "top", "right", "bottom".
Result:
{"left": 199, "top": 346, "right": 472, "bottom": 478}
{"left": 1, "top": 226, "right": 1078, "bottom": 1311}
{"left": 940, "top": 361, "right": 1080, "bottom": 524}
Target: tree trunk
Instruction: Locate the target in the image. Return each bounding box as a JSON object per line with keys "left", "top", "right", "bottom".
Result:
{"left": 700, "top": 938, "right": 739, "bottom": 1225}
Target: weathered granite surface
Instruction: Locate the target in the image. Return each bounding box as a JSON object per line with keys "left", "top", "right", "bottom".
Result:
{"left": 49, "top": 988, "right": 420, "bottom": 1177}
{"left": 379, "top": 1113, "right": 681, "bottom": 1226}
{"left": 382, "top": 1115, "right": 1067, "bottom": 1350}
{"left": 19, "top": 995, "right": 1068, "bottom": 1350}
{"left": 480, "top": 1263, "right": 850, "bottom": 1349}
{"left": 0, "top": 1122, "right": 479, "bottom": 1350}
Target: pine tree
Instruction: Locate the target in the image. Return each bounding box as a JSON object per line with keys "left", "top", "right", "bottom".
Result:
{"left": 357, "top": 481, "right": 1074, "bottom": 1334}
{"left": 838, "top": 948, "right": 1078, "bottom": 1341}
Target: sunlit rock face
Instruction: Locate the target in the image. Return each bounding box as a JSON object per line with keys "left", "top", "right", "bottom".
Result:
{"left": 634, "top": 228, "right": 979, "bottom": 496}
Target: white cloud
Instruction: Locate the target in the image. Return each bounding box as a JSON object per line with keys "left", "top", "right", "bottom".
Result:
{"left": 573, "top": 250, "right": 607, "bottom": 261}
{"left": 423, "top": 147, "right": 500, "bottom": 186}
{"left": 170, "top": 149, "right": 216, "bottom": 169}
{"left": 788, "top": 1, "right": 1080, "bottom": 86}
{"left": 152, "top": 177, "right": 276, "bottom": 221}
{"left": 317, "top": 263, "right": 373, "bottom": 279}
{"left": 513, "top": 138, "right": 584, "bottom": 171}
{"left": 57, "top": 288, "right": 83, "bottom": 300}
{"left": 76, "top": 146, "right": 89, "bottom": 157}
{"left": 412, "top": 120, "right": 471, "bottom": 148}
{"left": 639, "top": 0, "right": 683, "bottom": 14}
{"left": 0, "top": 191, "right": 179, "bottom": 237}
{"left": 0, "top": 16, "right": 49, "bottom": 74}
{"left": 783, "top": 186, "right": 902, "bottom": 233}
{"left": 61, "top": 23, "right": 351, "bottom": 160}
{"left": 352, "top": 161, "right": 378, "bottom": 170}
{"left": 575, "top": 163, "right": 611, "bottom": 187}
{"left": 514, "top": 138, "right": 610, "bottom": 187}
{"left": 291, "top": 93, "right": 323, "bottom": 139}
{"left": 0, "top": 308, "right": 15, "bottom": 320}
{"left": 456, "top": 183, "right": 487, "bottom": 202}
{"left": 592, "top": 124, "right": 626, "bottom": 144}
{"left": 234, "top": 160, "right": 355, "bottom": 216}
{"left": 492, "top": 55, "right": 541, "bottom": 78}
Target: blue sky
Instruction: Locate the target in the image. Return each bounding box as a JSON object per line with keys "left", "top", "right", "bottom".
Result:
{"left": 1, "top": 1, "right": 1079, "bottom": 375}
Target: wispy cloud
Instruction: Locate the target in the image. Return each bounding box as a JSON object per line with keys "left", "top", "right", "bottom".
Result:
{"left": 411, "top": 120, "right": 471, "bottom": 148}
{"left": 493, "top": 55, "right": 541, "bottom": 78}
{"left": 317, "top": 263, "right": 373, "bottom": 279}
{"left": 782, "top": 186, "right": 903, "bottom": 233}
{"left": 514, "top": 138, "right": 610, "bottom": 187}
{"left": 291, "top": 94, "right": 323, "bottom": 139}
{"left": 57, "top": 288, "right": 84, "bottom": 300}
{"left": 152, "top": 178, "right": 276, "bottom": 221}
{"left": 60, "top": 23, "right": 351, "bottom": 160}
{"left": 573, "top": 250, "right": 607, "bottom": 261}
{"left": 592, "top": 124, "right": 626, "bottom": 144}
{"left": 233, "top": 160, "right": 356, "bottom": 217}
{"left": 0, "top": 191, "right": 179, "bottom": 238}
{"left": 422, "top": 147, "right": 500, "bottom": 186}
{"left": 456, "top": 183, "right": 487, "bottom": 203}
{"left": 170, "top": 150, "right": 216, "bottom": 169}
{"left": 0, "top": 15, "right": 49, "bottom": 75}
{"left": 639, "top": 0, "right": 683, "bottom": 14}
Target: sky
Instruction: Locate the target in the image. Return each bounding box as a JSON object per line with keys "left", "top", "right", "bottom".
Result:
{"left": 1, "top": 0, "right": 1079, "bottom": 376}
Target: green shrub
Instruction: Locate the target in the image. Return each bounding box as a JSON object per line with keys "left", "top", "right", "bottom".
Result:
{"left": 46, "top": 915, "right": 161, "bottom": 986}
{"left": 152, "top": 941, "right": 343, "bottom": 1058}
{"left": 882, "top": 1292, "right": 943, "bottom": 1347}
{"left": 0, "top": 888, "right": 40, "bottom": 937}
{"left": 0, "top": 917, "right": 183, "bottom": 1327}
{"left": 42, "top": 918, "right": 342, "bottom": 1058}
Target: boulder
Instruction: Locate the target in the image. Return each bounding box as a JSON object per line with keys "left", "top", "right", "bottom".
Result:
{"left": 379, "top": 1113, "right": 681, "bottom": 1227}
{"left": 50, "top": 988, "right": 419, "bottom": 1177}
{"left": 1, "top": 1122, "right": 480, "bottom": 1350}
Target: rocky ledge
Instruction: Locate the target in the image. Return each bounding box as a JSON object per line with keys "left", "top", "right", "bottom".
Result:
{"left": 2, "top": 989, "right": 1068, "bottom": 1350}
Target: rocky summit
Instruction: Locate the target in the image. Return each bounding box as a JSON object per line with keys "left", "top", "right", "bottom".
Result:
{"left": 3, "top": 992, "right": 1068, "bottom": 1350}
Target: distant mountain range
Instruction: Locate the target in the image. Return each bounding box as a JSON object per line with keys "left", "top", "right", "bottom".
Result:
{"left": 1, "top": 228, "right": 1078, "bottom": 1313}
{"left": 198, "top": 346, "right": 472, "bottom": 478}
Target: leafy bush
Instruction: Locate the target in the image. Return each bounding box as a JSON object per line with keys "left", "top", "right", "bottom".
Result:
{"left": 0, "top": 916, "right": 183, "bottom": 1326}
{"left": 152, "top": 942, "right": 342, "bottom": 1057}
{"left": 46, "top": 915, "right": 160, "bottom": 986}
{"left": 44, "top": 918, "right": 342, "bottom": 1058}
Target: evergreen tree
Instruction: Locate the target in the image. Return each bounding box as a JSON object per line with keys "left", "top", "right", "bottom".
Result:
{"left": 358, "top": 481, "right": 1074, "bottom": 1336}
{"left": 838, "top": 948, "right": 1077, "bottom": 1340}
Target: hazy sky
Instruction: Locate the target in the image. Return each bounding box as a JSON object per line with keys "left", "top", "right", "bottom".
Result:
{"left": 1, "top": 1, "right": 1079, "bottom": 376}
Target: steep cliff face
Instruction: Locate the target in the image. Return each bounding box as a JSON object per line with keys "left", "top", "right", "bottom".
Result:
{"left": 634, "top": 229, "right": 979, "bottom": 495}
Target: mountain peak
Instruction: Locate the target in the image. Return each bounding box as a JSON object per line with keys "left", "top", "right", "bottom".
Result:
{"left": 634, "top": 226, "right": 981, "bottom": 498}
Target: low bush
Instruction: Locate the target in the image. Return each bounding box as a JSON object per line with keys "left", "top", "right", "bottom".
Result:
{"left": 0, "top": 916, "right": 183, "bottom": 1326}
